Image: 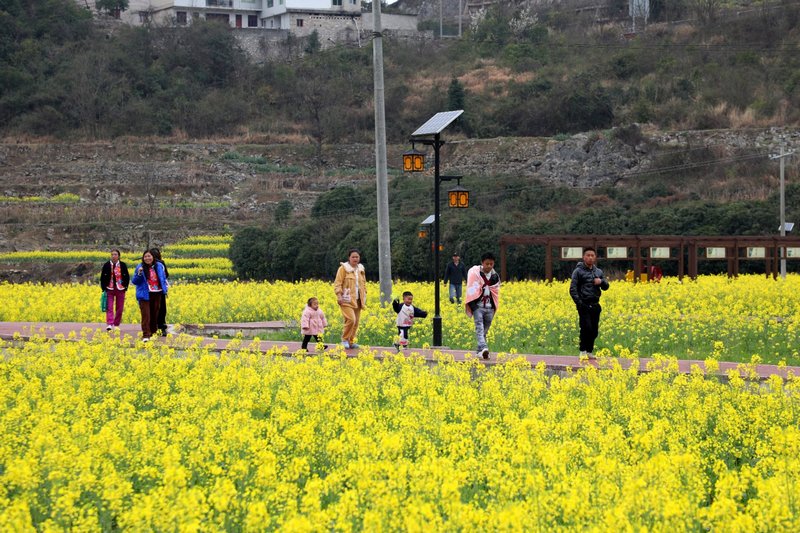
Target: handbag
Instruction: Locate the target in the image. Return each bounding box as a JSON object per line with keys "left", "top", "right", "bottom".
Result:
{"left": 100, "top": 291, "right": 108, "bottom": 312}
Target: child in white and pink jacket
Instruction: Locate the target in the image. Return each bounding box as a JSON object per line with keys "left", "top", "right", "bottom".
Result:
{"left": 300, "top": 297, "right": 328, "bottom": 351}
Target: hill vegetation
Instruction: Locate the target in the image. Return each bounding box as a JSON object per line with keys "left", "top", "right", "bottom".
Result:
{"left": 3, "top": 0, "right": 800, "bottom": 141}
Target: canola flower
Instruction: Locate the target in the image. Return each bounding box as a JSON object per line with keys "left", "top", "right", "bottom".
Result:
{"left": 0, "top": 251, "right": 137, "bottom": 263}
{"left": 0, "top": 193, "right": 79, "bottom": 203}
{"left": 167, "top": 243, "right": 230, "bottom": 258}
{"left": 177, "top": 235, "right": 233, "bottom": 245}
{"left": 0, "top": 249, "right": 235, "bottom": 280}
{"left": 0, "top": 336, "right": 798, "bottom": 530}
{"left": 0, "top": 275, "right": 798, "bottom": 364}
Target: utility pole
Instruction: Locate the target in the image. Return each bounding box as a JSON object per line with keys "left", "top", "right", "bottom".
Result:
{"left": 372, "top": 0, "right": 392, "bottom": 306}
{"left": 780, "top": 145, "right": 786, "bottom": 279}
{"left": 771, "top": 145, "right": 795, "bottom": 280}
{"left": 440, "top": 0, "right": 443, "bottom": 38}
{"left": 458, "top": 0, "right": 462, "bottom": 37}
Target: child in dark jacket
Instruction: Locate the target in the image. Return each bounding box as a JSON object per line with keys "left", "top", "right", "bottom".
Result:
{"left": 392, "top": 291, "right": 428, "bottom": 351}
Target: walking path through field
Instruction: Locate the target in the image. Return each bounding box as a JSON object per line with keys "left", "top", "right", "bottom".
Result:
{"left": 1, "top": 321, "right": 797, "bottom": 381}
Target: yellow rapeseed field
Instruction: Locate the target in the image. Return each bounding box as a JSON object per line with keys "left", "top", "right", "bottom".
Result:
{"left": 0, "top": 336, "right": 798, "bottom": 530}
{"left": 0, "top": 275, "right": 798, "bottom": 363}
{"left": 0, "top": 235, "right": 235, "bottom": 280}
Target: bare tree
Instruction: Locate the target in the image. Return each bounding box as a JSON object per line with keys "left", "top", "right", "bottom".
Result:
{"left": 59, "top": 46, "right": 129, "bottom": 138}
{"left": 691, "top": 0, "right": 721, "bottom": 25}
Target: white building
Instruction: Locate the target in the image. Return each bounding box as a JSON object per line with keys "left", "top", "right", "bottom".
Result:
{"left": 117, "top": 0, "right": 364, "bottom": 35}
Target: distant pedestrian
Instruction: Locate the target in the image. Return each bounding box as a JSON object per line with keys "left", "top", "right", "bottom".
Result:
{"left": 334, "top": 249, "right": 367, "bottom": 349}
{"left": 100, "top": 249, "right": 130, "bottom": 331}
{"left": 392, "top": 291, "right": 428, "bottom": 351}
{"left": 443, "top": 252, "right": 468, "bottom": 304}
{"left": 300, "top": 297, "right": 328, "bottom": 351}
{"left": 150, "top": 248, "right": 170, "bottom": 336}
{"left": 131, "top": 250, "right": 168, "bottom": 342}
{"left": 569, "top": 247, "right": 610, "bottom": 359}
{"left": 465, "top": 252, "right": 501, "bottom": 360}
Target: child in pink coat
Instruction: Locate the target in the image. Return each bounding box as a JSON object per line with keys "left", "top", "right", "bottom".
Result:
{"left": 300, "top": 297, "right": 328, "bottom": 351}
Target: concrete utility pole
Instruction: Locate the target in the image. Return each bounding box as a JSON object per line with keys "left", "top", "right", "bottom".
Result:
{"left": 372, "top": 0, "right": 393, "bottom": 306}
{"left": 458, "top": 0, "right": 463, "bottom": 37}
{"left": 440, "top": 0, "right": 443, "bottom": 38}
{"left": 780, "top": 145, "right": 786, "bottom": 278}
{"left": 771, "top": 145, "right": 795, "bottom": 280}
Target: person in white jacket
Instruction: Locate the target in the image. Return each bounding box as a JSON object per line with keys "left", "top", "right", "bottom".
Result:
{"left": 392, "top": 291, "right": 428, "bottom": 351}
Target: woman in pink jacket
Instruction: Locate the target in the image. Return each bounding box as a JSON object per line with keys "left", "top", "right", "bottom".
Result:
{"left": 300, "top": 297, "right": 328, "bottom": 351}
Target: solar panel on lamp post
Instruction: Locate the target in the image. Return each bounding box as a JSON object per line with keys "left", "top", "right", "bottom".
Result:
{"left": 403, "top": 110, "right": 464, "bottom": 347}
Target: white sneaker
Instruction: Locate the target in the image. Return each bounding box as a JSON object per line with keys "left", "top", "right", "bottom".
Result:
{"left": 580, "top": 351, "right": 588, "bottom": 357}
{"left": 587, "top": 352, "right": 596, "bottom": 360}
{"left": 142, "top": 337, "right": 150, "bottom": 343}
{"left": 481, "top": 348, "right": 489, "bottom": 360}
{"left": 106, "top": 325, "right": 112, "bottom": 331}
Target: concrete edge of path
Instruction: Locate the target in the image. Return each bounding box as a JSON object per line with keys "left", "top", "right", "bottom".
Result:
{"left": 0, "top": 321, "right": 797, "bottom": 382}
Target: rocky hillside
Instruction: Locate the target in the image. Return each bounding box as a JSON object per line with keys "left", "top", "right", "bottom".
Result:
{"left": 1, "top": 126, "right": 797, "bottom": 254}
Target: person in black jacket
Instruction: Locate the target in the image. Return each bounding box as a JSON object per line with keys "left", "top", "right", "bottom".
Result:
{"left": 100, "top": 249, "right": 130, "bottom": 331}
{"left": 569, "top": 247, "right": 610, "bottom": 359}
{"left": 150, "top": 248, "right": 170, "bottom": 336}
{"left": 443, "top": 253, "right": 468, "bottom": 304}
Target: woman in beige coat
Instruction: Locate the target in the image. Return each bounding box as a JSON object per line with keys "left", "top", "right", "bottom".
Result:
{"left": 334, "top": 249, "right": 367, "bottom": 349}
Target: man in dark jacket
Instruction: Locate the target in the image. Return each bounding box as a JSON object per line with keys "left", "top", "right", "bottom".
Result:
{"left": 100, "top": 249, "right": 130, "bottom": 331}
{"left": 569, "top": 247, "right": 610, "bottom": 359}
{"left": 443, "top": 253, "right": 468, "bottom": 304}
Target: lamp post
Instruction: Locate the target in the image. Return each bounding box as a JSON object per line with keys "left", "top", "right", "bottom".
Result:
{"left": 419, "top": 215, "right": 435, "bottom": 281}
{"left": 404, "top": 110, "right": 465, "bottom": 347}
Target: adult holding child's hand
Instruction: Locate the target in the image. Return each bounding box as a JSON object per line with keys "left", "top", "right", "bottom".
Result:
{"left": 333, "top": 249, "right": 367, "bottom": 350}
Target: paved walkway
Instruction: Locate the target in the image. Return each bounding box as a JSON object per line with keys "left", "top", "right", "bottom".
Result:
{"left": 1, "top": 321, "right": 797, "bottom": 381}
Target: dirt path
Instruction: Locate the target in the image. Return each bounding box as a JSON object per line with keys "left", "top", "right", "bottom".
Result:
{"left": 1, "top": 321, "right": 796, "bottom": 381}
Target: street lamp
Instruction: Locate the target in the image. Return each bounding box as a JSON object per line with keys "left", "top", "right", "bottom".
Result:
{"left": 448, "top": 182, "right": 470, "bottom": 208}
{"left": 402, "top": 145, "right": 426, "bottom": 172}
{"left": 404, "top": 110, "right": 464, "bottom": 347}
{"left": 419, "top": 214, "right": 435, "bottom": 281}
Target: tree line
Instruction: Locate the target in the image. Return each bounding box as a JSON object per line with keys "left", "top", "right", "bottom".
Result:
{"left": 3, "top": 0, "right": 799, "bottom": 142}
{"left": 230, "top": 169, "right": 800, "bottom": 281}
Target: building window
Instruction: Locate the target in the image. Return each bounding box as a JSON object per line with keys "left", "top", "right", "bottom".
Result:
{"left": 176, "top": 11, "right": 187, "bottom": 25}
{"left": 296, "top": 19, "right": 303, "bottom": 27}
{"left": 206, "top": 13, "right": 230, "bottom": 24}
{"left": 332, "top": 0, "right": 342, "bottom": 5}
{"left": 248, "top": 15, "right": 258, "bottom": 27}
{"left": 267, "top": 0, "right": 273, "bottom": 6}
